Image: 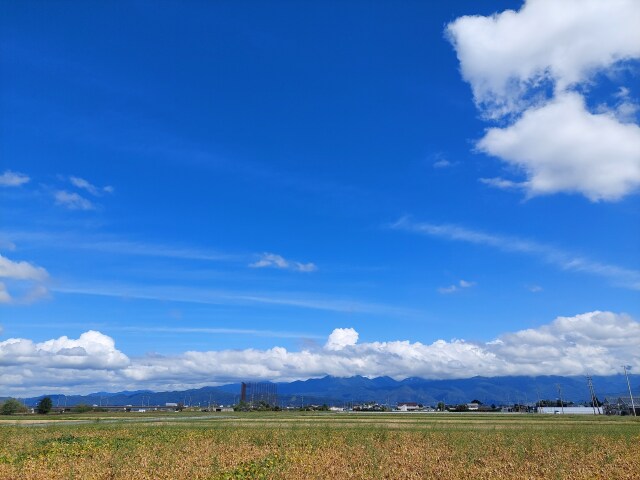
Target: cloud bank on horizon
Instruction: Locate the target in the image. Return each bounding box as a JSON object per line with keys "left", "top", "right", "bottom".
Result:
{"left": 1, "top": 311, "right": 638, "bottom": 396}
{"left": 447, "top": 0, "right": 640, "bottom": 201}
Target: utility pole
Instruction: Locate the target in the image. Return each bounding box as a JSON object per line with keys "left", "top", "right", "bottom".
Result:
{"left": 586, "top": 376, "right": 598, "bottom": 415}
{"left": 622, "top": 365, "right": 637, "bottom": 417}
{"left": 556, "top": 384, "right": 564, "bottom": 414}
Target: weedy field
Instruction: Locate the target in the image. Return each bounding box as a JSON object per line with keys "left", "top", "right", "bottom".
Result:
{"left": 0, "top": 412, "right": 638, "bottom": 479}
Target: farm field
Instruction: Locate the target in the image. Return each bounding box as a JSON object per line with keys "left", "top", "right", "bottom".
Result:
{"left": 1, "top": 412, "right": 638, "bottom": 479}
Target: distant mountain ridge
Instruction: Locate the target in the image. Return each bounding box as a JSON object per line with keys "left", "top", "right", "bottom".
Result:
{"left": 15, "top": 374, "right": 639, "bottom": 408}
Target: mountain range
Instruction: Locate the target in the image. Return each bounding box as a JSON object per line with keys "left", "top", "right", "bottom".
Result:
{"left": 13, "top": 374, "right": 639, "bottom": 408}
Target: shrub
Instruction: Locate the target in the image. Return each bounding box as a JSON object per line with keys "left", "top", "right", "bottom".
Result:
{"left": 72, "top": 403, "right": 93, "bottom": 413}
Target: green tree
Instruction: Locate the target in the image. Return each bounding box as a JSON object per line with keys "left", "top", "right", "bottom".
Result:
{"left": 1, "top": 398, "right": 28, "bottom": 415}
{"left": 36, "top": 396, "right": 53, "bottom": 414}
{"left": 233, "top": 400, "right": 249, "bottom": 412}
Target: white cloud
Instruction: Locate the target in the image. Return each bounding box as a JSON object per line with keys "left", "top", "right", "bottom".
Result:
{"left": 54, "top": 190, "right": 94, "bottom": 210}
{"left": 325, "top": 328, "right": 358, "bottom": 351}
{"left": 0, "top": 283, "right": 11, "bottom": 304}
{"left": 477, "top": 92, "right": 640, "bottom": 201}
{"left": 54, "top": 282, "right": 417, "bottom": 317}
{"left": 607, "top": 86, "right": 640, "bottom": 123}
{"left": 0, "top": 170, "right": 30, "bottom": 187}
{"left": 447, "top": 0, "right": 640, "bottom": 201}
{"left": 431, "top": 152, "right": 455, "bottom": 169}
{"left": 446, "top": 0, "right": 640, "bottom": 117}
{"left": 0, "top": 331, "right": 129, "bottom": 369}
{"left": 69, "top": 176, "right": 113, "bottom": 196}
{"left": 433, "top": 159, "right": 452, "bottom": 169}
{"left": 393, "top": 218, "right": 640, "bottom": 291}
{"left": 0, "top": 254, "right": 48, "bottom": 282}
{"left": 69, "top": 176, "right": 99, "bottom": 195}
{"left": 250, "top": 253, "right": 317, "bottom": 273}
{"left": 479, "top": 177, "right": 525, "bottom": 191}
{"left": 119, "top": 325, "right": 324, "bottom": 339}
{"left": 438, "top": 279, "right": 475, "bottom": 294}
{"left": 23, "top": 285, "right": 51, "bottom": 303}
{"left": 0, "top": 254, "right": 49, "bottom": 304}
{"left": 1, "top": 311, "right": 638, "bottom": 396}
{"left": 251, "top": 253, "right": 288, "bottom": 269}
{"left": 294, "top": 262, "right": 318, "bottom": 273}
{"left": 437, "top": 285, "right": 457, "bottom": 294}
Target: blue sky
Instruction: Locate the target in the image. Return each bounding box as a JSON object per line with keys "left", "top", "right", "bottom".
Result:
{"left": 1, "top": 0, "right": 639, "bottom": 395}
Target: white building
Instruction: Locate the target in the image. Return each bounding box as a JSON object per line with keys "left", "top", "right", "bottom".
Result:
{"left": 538, "top": 406, "right": 603, "bottom": 415}
{"left": 397, "top": 402, "right": 421, "bottom": 411}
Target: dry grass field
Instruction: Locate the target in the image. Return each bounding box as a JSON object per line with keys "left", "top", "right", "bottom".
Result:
{"left": 1, "top": 412, "right": 638, "bottom": 479}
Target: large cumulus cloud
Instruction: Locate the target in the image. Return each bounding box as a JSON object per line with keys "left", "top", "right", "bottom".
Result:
{"left": 447, "top": 0, "right": 640, "bottom": 201}
{"left": 1, "top": 311, "right": 638, "bottom": 396}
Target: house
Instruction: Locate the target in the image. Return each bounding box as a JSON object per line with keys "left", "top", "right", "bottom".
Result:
{"left": 397, "top": 402, "right": 421, "bottom": 412}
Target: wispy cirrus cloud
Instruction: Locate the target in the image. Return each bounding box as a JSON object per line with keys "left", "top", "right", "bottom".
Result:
{"left": 433, "top": 159, "right": 452, "bottom": 169}
{"left": 51, "top": 177, "right": 112, "bottom": 210}
{"left": 479, "top": 177, "right": 525, "bottom": 191}
{"left": 52, "top": 282, "right": 419, "bottom": 318}
{"left": 250, "top": 253, "right": 317, "bottom": 273}
{"left": 116, "top": 326, "right": 323, "bottom": 340}
{"left": 438, "top": 279, "right": 476, "bottom": 295}
{"left": 54, "top": 190, "right": 94, "bottom": 210}
{"left": 0, "top": 170, "right": 30, "bottom": 187}
{"left": 393, "top": 217, "right": 640, "bottom": 291}
{"left": 69, "top": 176, "right": 113, "bottom": 196}
{"left": 78, "top": 239, "right": 238, "bottom": 262}
{"left": 430, "top": 152, "right": 457, "bottom": 169}
{"left": 1, "top": 230, "right": 271, "bottom": 264}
